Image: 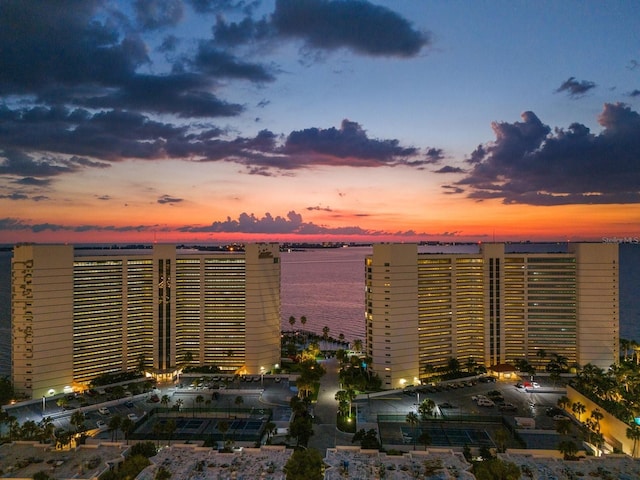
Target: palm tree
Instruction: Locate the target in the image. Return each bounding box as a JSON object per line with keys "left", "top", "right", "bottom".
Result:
{"left": 353, "top": 339, "right": 363, "bottom": 353}
{"left": 234, "top": 395, "right": 244, "bottom": 410}
{"left": 108, "top": 414, "right": 122, "bottom": 442}
{"left": 418, "top": 399, "right": 436, "bottom": 421}
{"left": 161, "top": 394, "right": 171, "bottom": 409}
{"left": 217, "top": 420, "right": 229, "bottom": 444}
{"left": 557, "top": 395, "right": 571, "bottom": 411}
{"left": 418, "top": 430, "right": 432, "bottom": 451}
{"left": 152, "top": 422, "right": 164, "bottom": 448}
{"left": 405, "top": 411, "right": 419, "bottom": 450}
{"left": 165, "top": 419, "right": 177, "bottom": 446}
{"left": 558, "top": 440, "right": 578, "bottom": 459}
{"left": 40, "top": 416, "right": 55, "bottom": 444}
{"left": 120, "top": 417, "right": 134, "bottom": 445}
{"left": 620, "top": 338, "right": 630, "bottom": 362}
{"left": 494, "top": 427, "right": 509, "bottom": 453}
{"left": 590, "top": 409, "right": 604, "bottom": 432}
{"left": 264, "top": 421, "right": 277, "bottom": 444}
{"left": 322, "top": 326, "right": 330, "bottom": 349}
{"left": 195, "top": 394, "right": 204, "bottom": 412}
{"left": 627, "top": 424, "right": 640, "bottom": 457}
{"left": 289, "top": 316, "right": 296, "bottom": 331}
{"left": 70, "top": 410, "right": 85, "bottom": 433}
{"left": 572, "top": 401, "right": 586, "bottom": 422}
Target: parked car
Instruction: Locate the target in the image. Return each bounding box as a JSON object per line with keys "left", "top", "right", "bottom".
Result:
{"left": 499, "top": 403, "right": 518, "bottom": 412}
{"left": 477, "top": 398, "right": 495, "bottom": 407}
{"left": 98, "top": 406, "right": 110, "bottom": 415}
{"left": 128, "top": 413, "right": 139, "bottom": 421}
{"left": 96, "top": 420, "right": 107, "bottom": 430}
{"left": 546, "top": 407, "right": 563, "bottom": 417}
{"left": 438, "top": 402, "right": 457, "bottom": 409}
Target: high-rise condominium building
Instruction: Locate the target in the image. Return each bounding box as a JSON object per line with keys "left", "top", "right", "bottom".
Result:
{"left": 365, "top": 243, "right": 618, "bottom": 389}
{"left": 11, "top": 243, "right": 281, "bottom": 399}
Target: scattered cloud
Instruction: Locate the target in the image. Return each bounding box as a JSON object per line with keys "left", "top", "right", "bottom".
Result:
{"left": 556, "top": 76, "right": 597, "bottom": 98}
{"left": 434, "top": 165, "right": 464, "bottom": 174}
{"left": 213, "top": 0, "right": 430, "bottom": 58}
{"left": 457, "top": 103, "right": 640, "bottom": 205}
{"left": 629, "top": 89, "right": 640, "bottom": 98}
{"left": 157, "top": 194, "right": 184, "bottom": 204}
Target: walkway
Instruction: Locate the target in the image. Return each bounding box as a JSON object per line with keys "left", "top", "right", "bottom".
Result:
{"left": 307, "top": 357, "right": 354, "bottom": 451}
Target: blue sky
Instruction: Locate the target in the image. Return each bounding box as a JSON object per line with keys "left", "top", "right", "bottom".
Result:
{"left": 0, "top": 0, "right": 639, "bottom": 243}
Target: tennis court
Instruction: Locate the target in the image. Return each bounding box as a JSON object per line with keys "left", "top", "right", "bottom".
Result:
{"left": 400, "top": 426, "right": 495, "bottom": 447}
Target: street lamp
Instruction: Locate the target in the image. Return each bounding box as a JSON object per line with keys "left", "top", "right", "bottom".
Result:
{"left": 260, "top": 366, "right": 265, "bottom": 387}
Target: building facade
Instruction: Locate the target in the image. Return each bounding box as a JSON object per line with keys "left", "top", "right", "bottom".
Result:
{"left": 365, "top": 243, "right": 619, "bottom": 389}
{"left": 11, "top": 243, "right": 281, "bottom": 399}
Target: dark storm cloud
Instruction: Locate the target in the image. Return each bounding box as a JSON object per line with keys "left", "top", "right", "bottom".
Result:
{"left": 134, "top": 0, "right": 184, "bottom": 30}
{"left": 629, "top": 89, "right": 640, "bottom": 98}
{"left": 556, "top": 77, "right": 597, "bottom": 98}
{"left": 214, "top": 0, "right": 430, "bottom": 57}
{"left": 457, "top": 103, "right": 640, "bottom": 205}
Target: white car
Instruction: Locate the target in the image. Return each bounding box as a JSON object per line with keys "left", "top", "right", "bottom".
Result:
{"left": 96, "top": 420, "right": 107, "bottom": 430}
{"left": 127, "top": 413, "right": 138, "bottom": 421}
{"left": 98, "top": 406, "right": 110, "bottom": 415}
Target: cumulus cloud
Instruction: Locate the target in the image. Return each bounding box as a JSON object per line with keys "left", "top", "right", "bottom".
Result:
{"left": 556, "top": 76, "right": 597, "bottom": 98}
{"left": 212, "top": 0, "right": 430, "bottom": 58}
{"left": 456, "top": 103, "right": 640, "bottom": 205}
{"left": 434, "top": 165, "right": 464, "bottom": 174}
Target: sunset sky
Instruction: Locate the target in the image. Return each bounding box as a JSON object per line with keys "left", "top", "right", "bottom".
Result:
{"left": 1, "top": 0, "right": 639, "bottom": 244}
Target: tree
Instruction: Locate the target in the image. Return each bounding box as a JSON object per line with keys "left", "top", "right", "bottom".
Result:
{"left": 234, "top": 395, "right": 244, "bottom": 410}
{"left": 217, "top": 420, "right": 229, "bottom": 443}
{"left": 322, "top": 326, "right": 330, "bottom": 349}
{"left": 494, "top": 427, "right": 509, "bottom": 453}
{"left": 473, "top": 458, "right": 520, "bottom": 480}
{"left": 70, "top": 410, "right": 86, "bottom": 433}
{"left": 289, "top": 316, "right": 296, "bottom": 331}
{"left": 418, "top": 399, "right": 436, "bottom": 421}
{"left": 445, "top": 357, "right": 461, "bottom": 376}
{"left": 572, "top": 401, "right": 586, "bottom": 422}
{"left": 627, "top": 424, "right": 640, "bottom": 457}
{"left": 152, "top": 422, "right": 164, "bottom": 448}
{"left": 108, "top": 414, "right": 122, "bottom": 442}
{"left": 121, "top": 417, "right": 135, "bottom": 444}
{"left": 264, "top": 421, "right": 277, "bottom": 444}
{"left": 195, "top": 394, "right": 204, "bottom": 412}
{"left": 418, "top": 430, "right": 432, "bottom": 450}
{"left": 0, "top": 376, "right": 14, "bottom": 406}
{"left": 405, "top": 411, "right": 419, "bottom": 450}
{"left": 353, "top": 339, "right": 363, "bottom": 353}
{"left": 165, "top": 419, "right": 177, "bottom": 446}
{"left": 557, "top": 395, "right": 571, "bottom": 411}
{"left": 352, "top": 428, "right": 381, "bottom": 450}
{"left": 289, "top": 413, "right": 314, "bottom": 447}
{"left": 161, "top": 394, "right": 170, "bottom": 409}
{"left": 283, "top": 448, "right": 324, "bottom": 480}
{"left": 558, "top": 440, "right": 579, "bottom": 460}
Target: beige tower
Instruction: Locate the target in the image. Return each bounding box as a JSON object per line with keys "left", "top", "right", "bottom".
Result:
{"left": 366, "top": 243, "right": 419, "bottom": 389}
{"left": 12, "top": 245, "right": 75, "bottom": 398}
{"left": 12, "top": 243, "right": 282, "bottom": 399}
